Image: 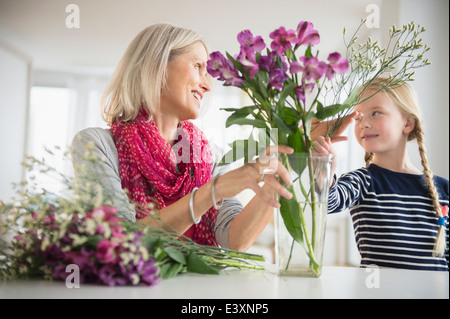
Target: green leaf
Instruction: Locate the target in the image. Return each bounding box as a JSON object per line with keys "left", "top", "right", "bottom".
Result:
{"left": 287, "top": 131, "right": 308, "bottom": 176}
{"left": 254, "top": 71, "right": 270, "bottom": 100}
{"left": 288, "top": 128, "right": 307, "bottom": 154}
{"left": 314, "top": 103, "right": 352, "bottom": 121}
{"left": 142, "top": 236, "right": 160, "bottom": 253}
{"left": 305, "top": 45, "right": 313, "bottom": 58}
{"left": 158, "top": 262, "right": 184, "bottom": 279}
{"left": 282, "top": 107, "right": 301, "bottom": 127}
{"left": 344, "top": 86, "right": 360, "bottom": 106}
{"left": 226, "top": 116, "right": 268, "bottom": 129}
{"left": 164, "top": 246, "right": 187, "bottom": 265}
{"left": 187, "top": 252, "right": 220, "bottom": 275}
{"left": 154, "top": 247, "right": 167, "bottom": 261}
{"left": 226, "top": 52, "right": 249, "bottom": 77}
{"left": 221, "top": 105, "right": 257, "bottom": 115}
{"left": 276, "top": 82, "right": 297, "bottom": 111}
{"left": 279, "top": 196, "right": 304, "bottom": 245}
{"left": 220, "top": 133, "right": 261, "bottom": 165}
{"left": 273, "top": 113, "right": 295, "bottom": 135}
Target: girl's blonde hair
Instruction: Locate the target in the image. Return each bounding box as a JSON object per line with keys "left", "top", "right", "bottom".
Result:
{"left": 363, "top": 78, "right": 446, "bottom": 257}
{"left": 101, "top": 23, "right": 206, "bottom": 125}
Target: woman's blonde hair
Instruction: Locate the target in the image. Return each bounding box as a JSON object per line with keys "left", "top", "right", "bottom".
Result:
{"left": 362, "top": 78, "right": 446, "bottom": 257}
{"left": 101, "top": 23, "right": 206, "bottom": 124}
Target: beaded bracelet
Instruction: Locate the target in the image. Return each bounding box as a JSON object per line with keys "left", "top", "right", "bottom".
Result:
{"left": 212, "top": 175, "right": 224, "bottom": 210}
{"left": 189, "top": 187, "right": 201, "bottom": 224}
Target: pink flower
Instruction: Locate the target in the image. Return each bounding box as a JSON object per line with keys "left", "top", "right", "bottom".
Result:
{"left": 87, "top": 205, "right": 124, "bottom": 236}
{"left": 207, "top": 51, "right": 244, "bottom": 86}
{"left": 298, "top": 56, "right": 327, "bottom": 81}
{"left": 294, "top": 83, "right": 315, "bottom": 104}
{"left": 96, "top": 238, "right": 120, "bottom": 264}
{"left": 324, "top": 52, "right": 349, "bottom": 80}
{"left": 237, "top": 29, "right": 266, "bottom": 58}
{"left": 270, "top": 26, "right": 299, "bottom": 54}
{"left": 296, "top": 21, "right": 320, "bottom": 47}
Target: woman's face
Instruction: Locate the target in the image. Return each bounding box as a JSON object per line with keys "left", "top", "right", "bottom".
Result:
{"left": 160, "top": 41, "right": 211, "bottom": 122}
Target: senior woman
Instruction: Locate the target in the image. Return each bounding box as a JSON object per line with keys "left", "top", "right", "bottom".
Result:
{"left": 71, "top": 23, "right": 294, "bottom": 252}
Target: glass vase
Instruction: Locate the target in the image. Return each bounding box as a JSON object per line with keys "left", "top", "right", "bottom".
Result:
{"left": 275, "top": 153, "right": 333, "bottom": 277}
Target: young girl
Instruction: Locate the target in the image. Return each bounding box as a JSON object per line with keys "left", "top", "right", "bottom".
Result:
{"left": 313, "top": 78, "right": 449, "bottom": 271}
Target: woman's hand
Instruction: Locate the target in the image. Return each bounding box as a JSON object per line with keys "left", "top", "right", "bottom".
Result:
{"left": 215, "top": 145, "right": 294, "bottom": 208}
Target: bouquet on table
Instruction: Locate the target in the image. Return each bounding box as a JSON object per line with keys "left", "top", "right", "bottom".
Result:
{"left": 207, "top": 20, "right": 430, "bottom": 276}
{"left": 0, "top": 150, "right": 265, "bottom": 286}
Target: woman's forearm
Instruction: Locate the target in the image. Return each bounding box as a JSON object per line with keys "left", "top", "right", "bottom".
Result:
{"left": 228, "top": 184, "right": 275, "bottom": 251}
{"left": 139, "top": 179, "right": 215, "bottom": 234}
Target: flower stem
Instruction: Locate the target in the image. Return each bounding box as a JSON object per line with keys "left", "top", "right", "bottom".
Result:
{"left": 281, "top": 154, "right": 320, "bottom": 273}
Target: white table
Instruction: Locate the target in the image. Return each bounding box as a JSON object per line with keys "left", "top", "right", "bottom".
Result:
{"left": 0, "top": 265, "right": 448, "bottom": 299}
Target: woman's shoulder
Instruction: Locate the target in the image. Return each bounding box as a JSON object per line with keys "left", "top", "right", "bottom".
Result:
{"left": 72, "top": 127, "right": 113, "bottom": 144}
{"left": 71, "top": 127, "right": 118, "bottom": 162}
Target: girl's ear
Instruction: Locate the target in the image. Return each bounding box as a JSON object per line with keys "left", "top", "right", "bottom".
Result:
{"left": 403, "top": 116, "right": 416, "bottom": 135}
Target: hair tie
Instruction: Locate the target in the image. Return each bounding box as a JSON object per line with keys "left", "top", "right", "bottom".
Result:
{"left": 437, "top": 217, "right": 446, "bottom": 227}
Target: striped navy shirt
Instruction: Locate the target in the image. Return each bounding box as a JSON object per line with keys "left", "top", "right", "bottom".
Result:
{"left": 328, "top": 164, "right": 449, "bottom": 271}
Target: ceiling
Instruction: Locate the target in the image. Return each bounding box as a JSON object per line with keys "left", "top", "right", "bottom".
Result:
{"left": 1, "top": 0, "right": 381, "bottom": 74}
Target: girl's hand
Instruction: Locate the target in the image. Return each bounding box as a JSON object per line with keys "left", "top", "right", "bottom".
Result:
{"left": 216, "top": 145, "right": 294, "bottom": 208}
{"left": 313, "top": 136, "right": 337, "bottom": 178}
{"left": 312, "top": 136, "right": 334, "bottom": 155}
{"left": 310, "top": 112, "right": 358, "bottom": 143}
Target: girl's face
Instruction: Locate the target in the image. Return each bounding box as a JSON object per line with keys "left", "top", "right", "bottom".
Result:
{"left": 354, "top": 91, "right": 414, "bottom": 155}
{"left": 160, "top": 41, "right": 211, "bottom": 122}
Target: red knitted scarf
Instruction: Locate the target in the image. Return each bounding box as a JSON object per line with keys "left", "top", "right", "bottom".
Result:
{"left": 110, "top": 111, "right": 217, "bottom": 246}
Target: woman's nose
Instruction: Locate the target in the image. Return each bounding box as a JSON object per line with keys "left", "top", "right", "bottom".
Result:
{"left": 200, "top": 75, "right": 211, "bottom": 93}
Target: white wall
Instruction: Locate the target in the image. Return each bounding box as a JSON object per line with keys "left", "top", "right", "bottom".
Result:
{"left": 398, "top": 0, "right": 449, "bottom": 179}
{"left": 0, "top": 42, "right": 31, "bottom": 201}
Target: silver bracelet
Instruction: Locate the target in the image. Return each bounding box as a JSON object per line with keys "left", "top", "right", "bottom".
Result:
{"left": 212, "top": 175, "right": 224, "bottom": 210}
{"left": 189, "top": 187, "right": 201, "bottom": 225}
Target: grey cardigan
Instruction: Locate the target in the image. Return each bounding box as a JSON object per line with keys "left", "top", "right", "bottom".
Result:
{"left": 70, "top": 127, "right": 242, "bottom": 248}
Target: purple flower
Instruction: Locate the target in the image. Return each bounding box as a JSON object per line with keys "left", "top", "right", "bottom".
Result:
{"left": 42, "top": 243, "right": 65, "bottom": 266}
{"left": 289, "top": 61, "right": 302, "bottom": 74}
{"left": 270, "top": 26, "right": 299, "bottom": 54}
{"left": 259, "top": 51, "right": 289, "bottom": 90}
{"left": 52, "top": 264, "right": 69, "bottom": 281}
{"left": 268, "top": 69, "right": 287, "bottom": 90}
{"left": 296, "top": 21, "right": 320, "bottom": 47}
{"left": 238, "top": 55, "right": 260, "bottom": 78}
{"left": 221, "top": 68, "right": 244, "bottom": 86}
{"left": 236, "top": 32, "right": 262, "bottom": 79}
{"left": 207, "top": 51, "right": 228, "bottom": 77}
{"left": 138, "top": 258, "right": 161, "bottom": 286}
{"left": 298, "top": 56, "right": 327, "bottom": 81}
{"left": 96, "top": 263, "right": 128, "bottom": 286}
{"left": 324, "top": 52, "right": 349, "bottom": 80}
{"left": 237, "top": 29, "right": 266, "bottom": 59}
{"left": 119, "top": 257, "right": 161, "bottom": 286}
{"left": 207, "top": 51, "right": 243, "bottom": 86}
{"left": 64, "top": 248, "right": 95, "bottom": 269}
{"left": 294, "top": 83, "right": 315, "bottom": 104}
{"left": 258, "top": 52, "right": 277, "bottom": 72}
